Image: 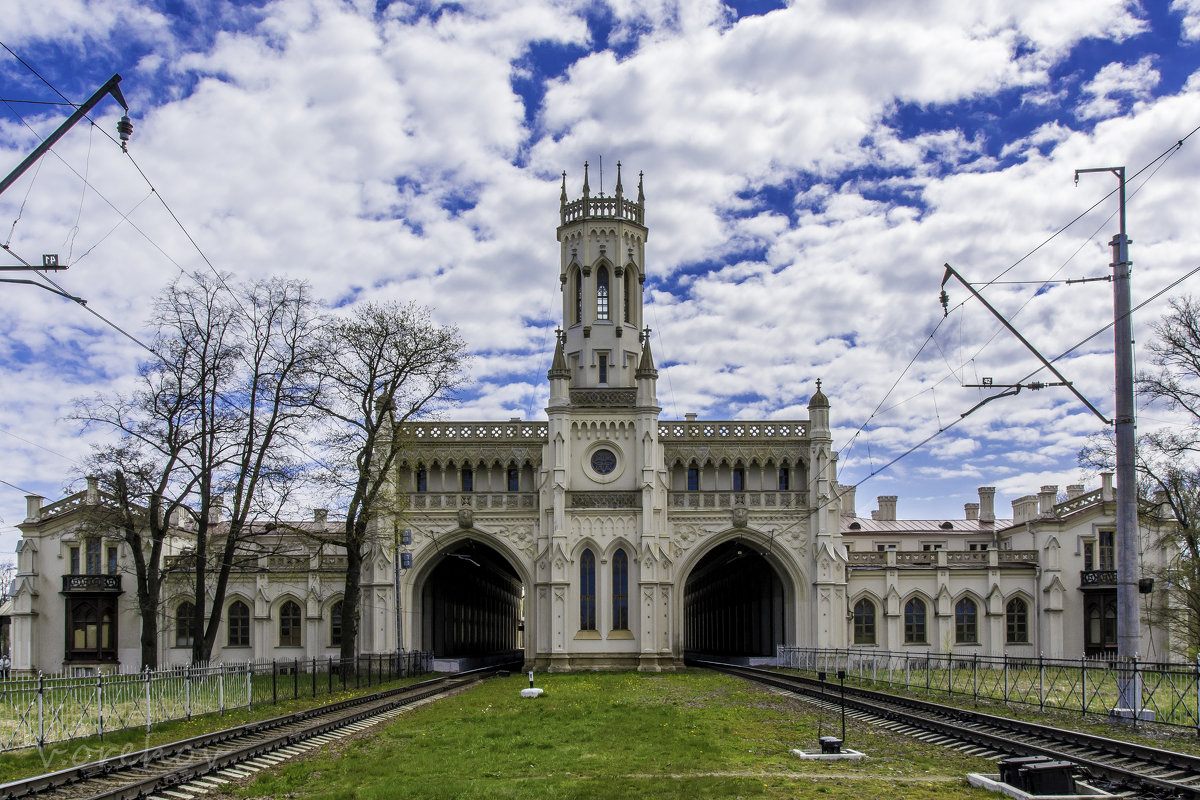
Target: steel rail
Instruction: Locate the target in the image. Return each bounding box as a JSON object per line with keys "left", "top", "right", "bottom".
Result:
{"left": 79, "top": 676, "right": 478, "bottom": 800}
{"left": 699, "top": 661, "right": 1200, "bottom": 799}
{"left": 0, "top": 664, "right": 512, "bottom": 800}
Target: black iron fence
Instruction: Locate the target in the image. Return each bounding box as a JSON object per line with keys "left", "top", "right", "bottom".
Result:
{"left": 780, "top": 647, "right": 1200, "bottom": 730}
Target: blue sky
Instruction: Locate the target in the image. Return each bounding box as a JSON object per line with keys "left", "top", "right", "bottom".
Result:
{"left": 2, "top": 0, "right": 1200, "bottom": 556}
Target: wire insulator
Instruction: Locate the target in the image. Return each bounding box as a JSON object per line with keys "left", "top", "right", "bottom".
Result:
{"left": 116, "top": 115, "right": 133, "bottom": 151}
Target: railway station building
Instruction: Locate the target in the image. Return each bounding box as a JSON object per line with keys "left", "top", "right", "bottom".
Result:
{"left": 4, "top": 168, "right": 1178, "bottom": 674}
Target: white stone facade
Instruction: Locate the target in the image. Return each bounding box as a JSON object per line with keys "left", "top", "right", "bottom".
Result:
{"left": 4, "top": 168, "right": 1179, "bottom": 673}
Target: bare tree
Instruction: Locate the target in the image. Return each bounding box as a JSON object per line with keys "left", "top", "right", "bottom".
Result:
{"left": 313, "top": 302, "right": 467, "bottom": 666}
{"left": 194, "top": 277, "right": 323, "bottom": 662}
{"left": 75, "top": 332, "right": 216, "bottom": 669}
{"left": 74, "top": 274, "right": 321, "bottom": 666}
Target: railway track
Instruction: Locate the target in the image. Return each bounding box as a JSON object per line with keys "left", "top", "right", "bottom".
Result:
{"left": 0, "top": 668, "right": 504, "bottom": 800}
{"left": 700, "top": 661, "right": 1200, "bottom": 799}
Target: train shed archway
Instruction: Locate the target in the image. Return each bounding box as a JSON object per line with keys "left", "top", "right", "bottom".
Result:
{"left": 682, "top": 538, "right": 791, "bottom": 660}
{"left": 416, "top": 538, "right": 525, "bottom": 665}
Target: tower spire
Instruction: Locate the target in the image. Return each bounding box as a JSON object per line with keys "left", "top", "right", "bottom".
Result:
{"left": 637, "top": 170, "right": 645, "bottom": 205}
{"left": 560, "top": 171, "right": 567, "bottom": 207}
{"left": 615, "top": 161, "right": 623, "bottom": 199}
{"left": 582, "top": 161, "right": 590, "bottom": 197}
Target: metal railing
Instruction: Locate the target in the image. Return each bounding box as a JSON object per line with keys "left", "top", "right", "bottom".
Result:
{"left": 0, "top": 651, "right": 433, "bottom": 752}
{"left": 778, "top": 647, "right": 1200, "bottom": 729}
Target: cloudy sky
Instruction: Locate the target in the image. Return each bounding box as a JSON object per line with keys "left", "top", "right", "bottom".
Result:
{"left": 1, "top": 0, "right": 1199, "bottom": 556}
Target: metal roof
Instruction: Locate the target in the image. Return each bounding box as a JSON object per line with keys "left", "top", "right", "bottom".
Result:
{"left": 840, "top": 517, "right": 1013, "bottom": 535}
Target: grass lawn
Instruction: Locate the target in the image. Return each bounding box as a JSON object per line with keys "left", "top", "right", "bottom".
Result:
{"left": 232, "top": 671, "right": 1000, "bottom": 800}
{"left": 0, "top": 674, "right": 428, "bottom": 785}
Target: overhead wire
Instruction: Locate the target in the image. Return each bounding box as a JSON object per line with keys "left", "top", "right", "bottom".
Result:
{"left": 837, "top": 123, "right": 1198, "bottom": 487}
{"left": 0, "top": 427, "right": 74, "bottom": 461}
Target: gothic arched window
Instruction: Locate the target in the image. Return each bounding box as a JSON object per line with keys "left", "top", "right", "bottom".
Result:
{"left": 227, "top": 600, "right": 250, "bottom": 647}
{"left": 1007, "top": 597, "right": 1029, "bottom": 644}
{"left": 596, "top": 266, "right": 610, "bottom": 320}
{"left": 176, "top": 602, "right": 195, "bottom": 648}
{"left": 623, "top": 269, "right": 632, "bottom": 324}
{"left": 573, "top": 270, "right": 582, "bottom": 325}
{"left": 330, "top": 600, "right": 344, "bottom": 647}
{"left": 279, "top": 600, "right": 302, "bottom": 647}
{"left": 612, "top": 549, "right": 629, "bottom": 630}
{"left": 904, "top": 598, "right": 927, "bottom": 644}
{"left": 955, "top": 597, "right": 978, "bottom": 644}
{"left": 580, "top": 549, "right": 596, "bottom": 631}
{"left": 853, "top": 598, "right": 875, "bottom": 644}
{"left": 175, "top": 604, "right": 194, "bottom": 647}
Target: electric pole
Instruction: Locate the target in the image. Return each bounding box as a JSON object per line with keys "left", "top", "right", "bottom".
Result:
{"left": 1076, "top": 166, "right": 1139, "bottom": 712}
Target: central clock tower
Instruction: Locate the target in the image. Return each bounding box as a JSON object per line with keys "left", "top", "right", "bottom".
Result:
{"left": 536, "top": 163, "right": 674, "bottom": 671}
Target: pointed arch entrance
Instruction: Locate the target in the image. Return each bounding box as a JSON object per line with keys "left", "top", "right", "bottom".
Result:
{"left": 683, "top": 538, "right": 789, "bottom": 659}
{"left": 418, "top": 539, "right": 524, "bottom": 662}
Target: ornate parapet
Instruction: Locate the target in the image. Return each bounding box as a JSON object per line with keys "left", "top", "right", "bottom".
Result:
{"left": 399, "top": 421, "right": 548, "bottom": 443}
{"left": 560, "top": 195, "right": 644, "bottom": 225}
{"left": 659, "top": 420, "right": 808, "bottom": 440}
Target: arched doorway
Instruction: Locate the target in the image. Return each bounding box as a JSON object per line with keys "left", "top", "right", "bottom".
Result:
{"left": 419, "top": 540, "right": 524, "bottom": 663}
{"left": 683, "top": 539, "right": 787, "bottom": 659}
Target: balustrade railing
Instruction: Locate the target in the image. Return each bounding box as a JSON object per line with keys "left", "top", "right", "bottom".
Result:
{"left": 667, "top": 490, "right": 806, "bottom": 509}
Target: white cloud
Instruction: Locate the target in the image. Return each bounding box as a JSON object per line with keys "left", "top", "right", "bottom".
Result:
{"left": 1077, "top": 56, "right": 1161, "bottom": 119}
{"left": 0, "top": 0, "right": 1193, "bottom": 547}
{"left": 1172, "top": 0, "right": 1200, "bottom": 40}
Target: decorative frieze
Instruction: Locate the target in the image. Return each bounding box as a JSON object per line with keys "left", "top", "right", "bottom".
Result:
{"left": 569, "top": 388, "right": 638, "bottom": 407}
{"left": 569, "top": 491, "right": 639, "bottom": 508}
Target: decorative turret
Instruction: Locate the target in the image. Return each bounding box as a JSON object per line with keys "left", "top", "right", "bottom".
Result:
{"left": 555, "top": 162, "right": 648, "bottom": 398}
{"left": 548, "top": 329, "right": 571, "bottom": 407}
{"left": 636, "top": 327, "right": 659, "bottom": 408}
{"left": 808, "top": 379, "right": 830, "bottom": 437}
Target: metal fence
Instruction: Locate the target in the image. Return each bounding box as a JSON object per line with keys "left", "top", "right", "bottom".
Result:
{"left": 0, "top": 651, "right": 433, "bottom": 752}
{"left": 778, "top": 647, "right": 1200, "bottom": 730}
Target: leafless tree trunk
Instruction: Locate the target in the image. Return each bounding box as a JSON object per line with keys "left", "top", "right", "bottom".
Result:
{"left": 312, "top": 302, "right": 467, "bottom": 667}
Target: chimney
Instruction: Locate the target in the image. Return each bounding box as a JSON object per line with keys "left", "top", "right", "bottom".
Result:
{"left": 1153, "top": 489, "right": 1175, "bottom": 518}
{"left": 85, "top": 475, "right": 100, "bottom": 505}
{"left": 978, "top": 487, "right": 996, "bottom": 525}
{"left": 837, "top": 484, "right": 857, "bottom": 517}
{"left": 685, "top": 413, "right": 697, "bottom": 422}
{"left": 314, "top": 508, "right": 328, "bottom": 525}
{"left": 24, "top": 495, "right": 43, "bottom": 523}
{"left": 1066, "top": 484, "right": 1084, "bottom": 500}
{"left": 208, "top": 495, "right": 224, "bottom": 524}
{"left": 964, "top": 502, "right": 979, "bottom": 521}
{"left": 874, "top": 495, "right": 897, "bottom": 521}
{"left": 1012, "top": 495, "right": 1038, "bottom": 524}
{"left": 1101, "top": 472, "right": 1114, "bottom": 502}
{"left": 1038, "top": 485, "right": 1058, "bottom": 516}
